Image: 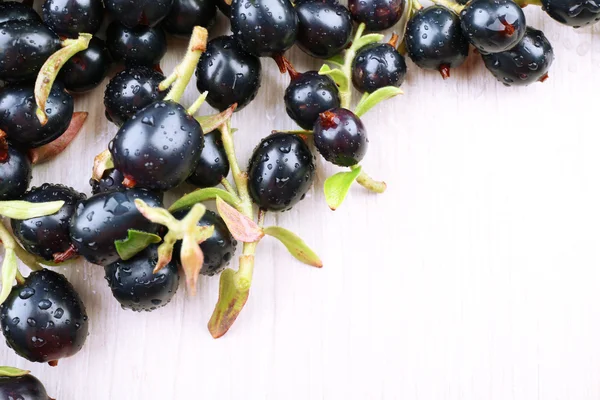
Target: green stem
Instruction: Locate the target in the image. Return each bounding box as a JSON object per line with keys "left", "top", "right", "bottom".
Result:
{"left": 187, "top": 91, "right": 208, "bottom": 116}
{"left": 340, "top": 24, "right": 367, "bottom": 109}
{"left": 514, "top": 0, "right": 542, "bottom": 5}
{"left": 0, "top": 222, "right": 42, "bottom": 271}
{"left": 15, "top": 270, "right": 25, "bottom": 285}
{"left": 429, "top": 0, "right": 464, "bottom": 13}
{"left": 221, "top": 178, "right": 238, "bottom": 197}
{"left": 235, "top": 210, "right": 265, "bottom": 289}
{"left": 356, "top": 170, "right": 387, "bottom": 193}
{"left": 219, "top": 122, "right": 253, "bottom": 218}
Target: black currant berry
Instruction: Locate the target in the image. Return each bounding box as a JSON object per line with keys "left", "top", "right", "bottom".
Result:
{"left": 187, "top": 130, "right": 230, "bottom": 188}
{"left": 69, "top": 189, "right": 163, "bottom": 266}
{"left": 90, "top": 168, "right": 126, "bottom": 195}
{"left": 58, "top": 37, "right": 112, "bottom": 93}
{"left": 349, "top": 0, "right": 404, "bottom": 31}
{"left": 104, "top": 245, "right": 180, "bottom": 312}
{"left": 109, "top": 101, "right": 204, "bottom": 191}
{"left": 172, "top": 209, "right": 236, "bottom": 276}
{"left": 284, "top": 70, "right": 340, "bottom": 130}
{"left": 105, "top": 0, "right": 175, "bottom": 28}
{"left": 0, "top": 143, "right": 32, "bottom": 201}
{"left": 216, "top": 0, "right": 231, "bottom": 17}
{"left": 351, "top": 38, "right": 407, "bottom": 93}
{"left": 42, "top": 0, "right": 104, "bottom": 37}
{"left": 104, "top": 66, "right": 167, "bottom": 127}
{"left": 405, "top": 6, "right": 469, "bottom": 78}
{"left": 0, "top": 374, "right": 52, "bottom": 400}
{"left": 313, "top": 108, "right": 368, "bottom": 167}
{"left": 0, "top": 1, "right": 42, "bottom": 25}
{"left": 0, "top": 83, "right": 74, "bottom": 148}
{"left": 230, "top": 0, "right": 298, "bottom": 57}
{"left": 482, "top": 27, "right": 554, "bottom": 86}
{"left": 0, "top": 269, "right": 89, "bottom": 364}
{"left": 296, "top": 0, "right": 353, "bottom": 59}
{"left": 248, "top": 132, "right": 315, "bottom": 212}
{"left": 106, "top": 21, "right": 167, "bottom": 68}
{"left": 163, "top": 0, "right": 218, "bottom": 37}
{"left": 196, "top": 36, "right": 262, "bottom": 112}
{"left": 542, "top": 0, "right": 600, "bottom": 27}
{"left": 0, "top": 20, "right": 60, "bottom": 83}
{"left": 460, "top": 0, "right": 526, "bottom": 54}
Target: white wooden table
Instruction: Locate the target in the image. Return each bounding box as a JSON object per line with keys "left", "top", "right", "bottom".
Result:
{"left": 2, "top": 3, "right": 600, "bottom": 399}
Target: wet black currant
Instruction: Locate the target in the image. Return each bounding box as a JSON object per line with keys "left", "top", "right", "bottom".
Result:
{"left": 0, "top": 142, "right": 32, "bottom": 201}
{"left": 195, "top": 36, "right": 262, "bottom": 112}
{"left": 0, "top": 269, "right": 89, "bottom": 364}
{"left": 104, "top": 245, "right": 180, "bottom": 312}
{"left": 109, "top": 101, "right": 204, "bottom": 191}
{"left": 162, "top": 0, "right": 218, "bottom": 37}
{"left": 542, "top": 0, "right": 600, "bottom": 27}
{"left": 405, "top": 6, "right": 469, "bottom": 78}
{"left": 460, "top": 0, "right": 526, "bottom": 54}
{"left": 187, "top": 130, "right": 230, "bottom": 188}
{"left": 313, "top": 108, "right": 368, "bottom": 167}
{"left": 248, "top": 132, "right": 315, "bottom": 212}
{"left": 90, "top": 168, "right": 126, "bottom": 195}
{"left": 69, "top": 189, "right": 163, "bottom": 266}
{"left": 58, "top": 37, "right": 112, "bottom": 93}
{"left": 0, "top": 373, "right": 52, "bottom": 400}
{"left": 42, "top": 0, "right": 104, "bottom": 37}
{"left": 230, "top": 0, "right": 298, "bottom": 57}
{"left": 348, "top": 0, "right": 405, "bottom": 31}
{"left": 106, "top": 21, "right": 167, "bottom": 68}
{"left": 296, "top": 0, "right": 353, "bottom": 59}
{"left": 0, "top": 1, "right": 42, "bottom": 25}
{"left": 105, "top": 0, "right": 175, "bottom": 28}
{"left": 104, "top": 66, "right": 167, "bottom": 127}
{"left": 351, "top": 40, "right": 407, "bottom": 93}
{"left": 482, "top": 27, "right": 554, "bottom": 86}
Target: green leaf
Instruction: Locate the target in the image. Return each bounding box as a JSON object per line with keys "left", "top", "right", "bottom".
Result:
{"left": 0, "top": 248, "right": 18, "bottom": 306}
{"left": 318, "top": 64, "right": 348, "bottom": 92}
{"left": 324, "top": 166, "right": 363, "bottom": 210}
{"left": 354, "top": 86, "right": 404, "bottom": 117}
{"left": 326, "top": 54, "right": 345, "bottom": 68}
{"left": 208, "top": 269, "right": 250, "bottom": 338}
{"left": 114, "top": 230, "right": 162, "bottom": 261}
{"left": 354, "top": 33, "right": 385, "bottom": 51}
{"left": 169, "top": 188, "right": 239, "bottom": 213}
{"left": 263, "top": 226, "right": 323, "bottom": 267}
{"left": 0, "top": 200, "right": 64, "bottom": 220}
{"left": 92, "top": 149, "right": 114, "bottom": 181}
{"left": 0, "top": 366, "right": 30, "bottom": 377}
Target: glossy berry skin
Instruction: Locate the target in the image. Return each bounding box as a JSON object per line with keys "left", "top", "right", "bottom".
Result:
{"left": 104, "top": 245, "right": 180, "bottom": 312}
{"left": 0, "top": 269, "right": 89, "bottom": 364}
{"left": 12, "top": 184, "right": 85, "bottom": 262}
{"left": 104, "top": 67, "right": 166, "bottom": 127}
{"left": 106, "top": 21, "right": 167, "bottom": 68}
{"left": 187, "top": 130, "right": 230, "bottom": 188}
{"left": 42, "top": 0, "right": 104, "bottom": 37}
{"left": 296, "top": 1, "right": 353, "bottom": 59}
{"left": 230, "top": 0, "right": 298, "bottom": 57}
{"left": 0, "top": 144, "right": 32, "bottom": 201}
{"left": 163, "top": 0, "right": 218, "bottom": 37}
{"left": 196, "top": 36, "right": 262, "bottom": 112}
{"left": 109, "top": 101, "right": 204, "bottom": 191}
{"left": 58, "top": 37, "right": 112, "bottom": 93}
{"left": 482, "top": 27, "right": 554, "bottom": 86}
{"left": 460, "top": 0, "right": 526, "bottom": 54}
{"left": 0, "top": 374, "right": 52, "bottom": 400}
{"left": 248, "top": 133, "right": 315, "bottom": 212}
{"left": 0, "top": 2, "right": 42, "bottom": 25}
{"left": 284, "top": 71, "right": 340, "bottom": 130}
{"left": 313, "top": 108, "right": 368, "bottom": 167}
{"left": 349, "top": 0, "right": 404, "bottom": 31}
{"left": 351, "top": 42, "right": 407, "bottom": 93}
{"left": 105, "top": 0, "right": 175, "bottom": 28}
{"left": 0, "top": 21, "right": 60, "bottom": 83}
{"left": 69, "top": 189, "right": 163, "bottom": 266}
{"left": 0, "top": 83, "right": 74, "bottom": 148}
{"left": 405, "top": 6, "right": 469, "bottom": 78}
{"left": 542, "top": 0, "right": 600, "bottom": 27}
{"left": 172, "top": 209, "right": 236, "bottom": 276}
{"left": 90, "top": 169, "right": 126, "bottom": 195}
{"left": 216, "top": 0, "right": 231, "bottom": 17}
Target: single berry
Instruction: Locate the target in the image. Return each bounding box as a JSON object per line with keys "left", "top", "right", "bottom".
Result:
{"left": 542, "top": 0, "right": 600, "bottom": 27}
{"left": 460, "top": 0, "right": 526, "bottom": 54}
{"left": 313, "top": 108, "right": 368, "bottom": 167}
{"left": 58, "top": 37, "right": 112, "bottom": 93}
{"left": 349, "top": 0, "right": 405, "bottom": 31}
{"left": 162, "top": 0, "right": 218, "bottom": 37}
{"left": 104, "top": 66, "right": 167, "bottom": 127}
{"left": 0, "top": 142, "right": 32, "bottom": 201}
{"left": 248, "top": 132, "right": 315, "bottom": 211}
{"left": 482, "top": 27, "right": 554, "bottom": 86}
{"left": 0, "top": 269, "right": 89, "bottom": 364}
{"left": 187, "top": 130, "right": 230, "bottom": 188}
{"left": 196, "top": 36, "right": 262, "bottom": 112}
{"left": 90, "top": 168, "right": 126, "bottom": 195}
{"left": 105, "top": 0, "right": 175, "bottom": 28}
{"left": 104, "top": 245, "right": 180, "bottom": 312}
{"left": 0, "top": 374, "right": 52, "bottom": 400}
{"left": 42, "top": 0, "right": 104, "bottom": 37}
{"left": 69, "top": 189, "right": 163, "bottom": 266}
{"left": 296, "top": 0, "right": 353, "bottom": 59}
{"left": 0, "top": 1, "right": 42, "bottom": 25}
{"left": 216, "top": 0, "right": 231, "bottom": 16}
{"left": 405, "top": 6, "right": 469, "bottom": 78}
{"left": 106, "top": 21, "right": 167, "bottom": 68}
{"left": 351, "top": 37, "right": 407, "bottom": 93}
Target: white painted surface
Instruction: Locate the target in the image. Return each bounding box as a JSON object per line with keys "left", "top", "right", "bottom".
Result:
{"left": 2, "top": 3, "right": 600, "bottom": 399}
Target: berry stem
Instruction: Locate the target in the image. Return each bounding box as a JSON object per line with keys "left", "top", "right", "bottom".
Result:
{"left": 15, "top": 270, "right": 25, "bottom": 286}
{"left": 219, "top": 121, "right": 253, "bottom": 218}
{"left": 353, "top": 166, "right": 387, "bottom": 193}
{"left": 187, "top": 92, "right": 208, "bottom": 116}
{"left": 513, "top": 0, "right": 542, "bottom": 6}
{"left": 221, "top": 178, "right": 238, "bottom": 197}
{"left": 340, "top": 23, "right": 367, "bottom": 109}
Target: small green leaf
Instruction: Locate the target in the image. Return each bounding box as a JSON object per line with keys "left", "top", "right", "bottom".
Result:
{"left": 0, "top": 200, "right": 64, "bottom": 220}
{"left": 354, "top": 33, "right": 385, "bottom": 51}
{"left": 324, "top": 166, "right": 363, "bottom": 210}
{"left": 196, "top": 103, "right": 236, "bottom": 133}
{"left": 92, "top": 149, "right": 114, "bottom": 181}
{"left": 263, "top": 226, "right": 323, "bottom": 267}
{"left": 0, "top": 248, "right": 18, "bottom": 306}
{"left": 208, "top": 268, "right": 250, "bottom": 338}
{"left": 115, "top": 230, "right": 162, "bottom": 261}
{"left": 354, "top": 86, "right": 404, "bottom": 117}
{"left": 326, "top": 54, "right": 345, "bottom": 68}
{"left": 318, "top": 64, "right": 348, "bottom": 92}
{"left": 0, "top": 366, "right": 30, "bottom": 377}
{"left": 169, "top": 188, "right": 240, "bottom": 213}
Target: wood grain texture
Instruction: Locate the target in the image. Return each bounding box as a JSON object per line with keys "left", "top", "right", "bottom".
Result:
{"left": 2, "top": 3, "right": 600, "bottom": 399}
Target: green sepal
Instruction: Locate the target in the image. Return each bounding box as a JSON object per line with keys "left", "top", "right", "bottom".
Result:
{"left": 0, "top": 248, "right": 18, "bottom": 306}
{"left": 169, "top": 188, "right": 240, "bottom": 213}
{"left": 324, "top": 165, "right": 363, "bottom": 210}
{"left": 114, "top": 229, "right": 162, "bottom": 261}
{"left": 216, "top": 196, "right": 264, "bottom": 242}
{"left": 0, "top": 200, "right": 64, "bottom": 220}
{"left": 326, "top": 54, "right": 345, "bottom": 68}
{"left": 318, "top": 64, "right": 349, "bottom": 92}
{"left": 263, "top": 226, "right": 323, "bottom": 267}
{"left": 354, "top": 87, "right": 404, "bottom": 117}
{"left": 353, "top": 33, "right": 385, "bottom": 51}
{"left": 196, "top": 104, "right": 237, "bottom": 134}
{"left": 208, "top": 268, "right": 250, "bottom": 339}
{"left": 0, "top": 367, "right": 30, "bottom": 377}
